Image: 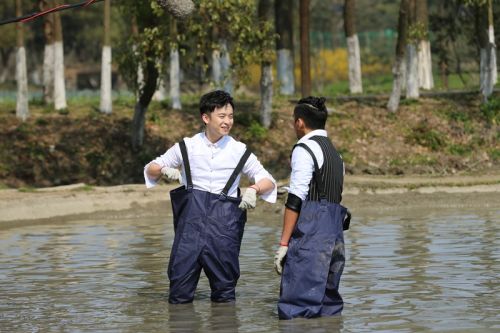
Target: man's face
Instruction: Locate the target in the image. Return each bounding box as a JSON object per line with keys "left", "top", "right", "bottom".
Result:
{"left": 202, "top": 104, "right": 234, "bottom": 140}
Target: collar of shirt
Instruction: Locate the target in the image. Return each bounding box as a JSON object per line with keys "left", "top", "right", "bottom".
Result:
{"left": 297, "top": 129, "right": 327, "bottom": 144}
{"left": 200, "top": 132, "right": 229, "bottom": 149}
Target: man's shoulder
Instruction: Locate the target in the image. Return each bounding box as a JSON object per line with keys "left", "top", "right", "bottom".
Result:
{"left": 225, "top": 136, "right": 247, "bottom": 150}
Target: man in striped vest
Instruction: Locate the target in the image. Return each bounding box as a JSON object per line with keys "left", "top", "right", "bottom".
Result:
{"left": 274, "top": 96, "right": 349, "bottom": 319}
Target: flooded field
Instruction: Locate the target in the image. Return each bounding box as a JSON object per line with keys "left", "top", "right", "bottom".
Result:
{"left": 1, "top": 203, "right": 499, "bottom": 332}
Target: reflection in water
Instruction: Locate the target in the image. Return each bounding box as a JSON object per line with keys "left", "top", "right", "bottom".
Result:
{"left": 0, "top": 207, "right": 499, "bottom": 332}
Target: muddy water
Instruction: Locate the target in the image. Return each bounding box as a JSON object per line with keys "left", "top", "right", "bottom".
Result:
{"left": 1, "top": 206, "right": 499, "bottom": 332}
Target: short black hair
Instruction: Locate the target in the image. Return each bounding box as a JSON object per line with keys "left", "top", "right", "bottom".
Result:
{"left": 199, "top": 90, "right": 234, "bottom": 115}
{"left": 293, "top": 96, "right": 328, "bottom": 129}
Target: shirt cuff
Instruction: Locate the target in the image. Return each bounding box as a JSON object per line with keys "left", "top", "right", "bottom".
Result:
{"left": 144, "top": 162, "right": 158, "bottom": 188}
{"left": 254, "top": 173, "right": 277, "bottom": 204}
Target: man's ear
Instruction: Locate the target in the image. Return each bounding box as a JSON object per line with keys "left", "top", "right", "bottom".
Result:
{"left": 201, "top": 113, "right": 209, "bottom": 125}
{"left": 296, "top": 118, "right": 305, "bottom": 130}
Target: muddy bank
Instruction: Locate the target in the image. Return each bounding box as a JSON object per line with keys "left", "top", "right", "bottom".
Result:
{"left": 1, "top": 174, "right": 498, "bottom": 228}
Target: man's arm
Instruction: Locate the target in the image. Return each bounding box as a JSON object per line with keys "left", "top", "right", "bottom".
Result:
{"left": 146, "top": 162, "right": 163, "bottom": 183}
{"left": 279, "top": 207, "right": 300, "bottom": 246}
{"left": 250, "top": 178, "right": 275, "bottom": 195}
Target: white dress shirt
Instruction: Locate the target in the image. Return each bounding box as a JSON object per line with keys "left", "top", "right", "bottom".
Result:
{"left": 144, "top": 132, "right": 277, "bottom": 203}
{"left": 289, "top": 129, "right": 344, "bottom": 201}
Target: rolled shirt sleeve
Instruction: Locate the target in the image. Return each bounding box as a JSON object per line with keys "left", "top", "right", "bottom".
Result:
{"left": 242, "top": 152, "right": 277, "bottom": 204}
{"left": 143, "top": 143, "right": 182, "bottom": 188}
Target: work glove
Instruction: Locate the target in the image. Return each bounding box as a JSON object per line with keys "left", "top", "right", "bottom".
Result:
{"left": 160, "top": 166, "right": 182, "bottom": 184}
{"left": 274, "top": 245, "right": 288, "bottom": 275}
{"left": 238, "top": 187, "right": 257, "bottom": 210}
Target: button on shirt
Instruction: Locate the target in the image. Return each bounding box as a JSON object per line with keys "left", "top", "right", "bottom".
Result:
{"left": 144, "top": 133, "right": 277, "bottom": 203}
{"left": 289, "top": 129, "right": 344, "bottom": 201}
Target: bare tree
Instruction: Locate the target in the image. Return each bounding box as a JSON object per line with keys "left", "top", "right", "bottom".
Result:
{"left": 53, "top": 1, "right": 67, "bottom": 110}
{"left": 259, "top": 0, "right": 273, "bottom": 128}
{"left": 344, "top": 0, "right": 362, "bottom": 94}
{"left": 416, "top": 0, "right": 433, "bottom": 90}
{"left": 299, "top": 0, "right": 311, "bottom": 97}
{"left": 16, "top": 0, "right": 29, "bottom": 121}
{"left": 275, "top": 0, "right": 295, "bottom": 95}
{"left": 387, "top": 0, "right": 409, "bottom": 113}
{"left": 100, "top": 0, "right": 112, "bottom": 114}
{"left": 406, "top": 0, "right": 419, "bottom": 99}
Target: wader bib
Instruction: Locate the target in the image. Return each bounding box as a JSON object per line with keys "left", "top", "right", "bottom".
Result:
{"left": 168, "top": 140, "right": 251, "bottom": 304}
{"left": 278, "top": 141, "right": 348, "bottom": 319}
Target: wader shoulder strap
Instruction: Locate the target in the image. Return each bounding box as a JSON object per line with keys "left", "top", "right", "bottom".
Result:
{"left": 293, "top": 142, "right": 326, "bottom": 200}
{"left": 220, "top": 148, "right": 252, "bottom": 197}
{"left": 178, "top": 140, "right": 193, "bottom": 190}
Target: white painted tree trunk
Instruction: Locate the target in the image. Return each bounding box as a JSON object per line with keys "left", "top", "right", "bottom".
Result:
{"left": 260, "top": 63, "right": 273, "bottom": 128}
{"left": 220, "top": 40, "right": 233, "bottom": 94}
{"left": 43, "top": 43, "right": 55, "bottom": 104}
{"left": 481, "top": 24, "right": 497, "bottom": 98}
{"left": 406, "top": 44, "right": 419, "bottom": 99}
{"left": 53, "top": 41, "right": 67, "bottom": 110}
{"left": 212, "top": 48, "right": 222, "bottom": 87}
{"left": 347, "top": 34, "right": 363, "bottom": 94}
{"left": 277, "top": 49, "right": 295, "bottom": 95}
{"left": 16, "top": 46, "right": 29, "bottom": 121}
{"left": 387, "top": 58, "right": 405, "bottom": 113}
{"left": 153, "top": 79, "right": 167, "bottom": 101}
{"left": 170, "top": 48, "right": 182, "bottom": 110}
{"left": 489, "top": 25, "right": 497, "bottom": 85}
{"left": 99, "top": 46, "right": 112, "bottom": 113}
{"left": 153, "top": 72, "right": 167, "bottom": 102}
{"left": 418, "top": 40, "right": 434, "bottom": 90}
{"left": 212, "top": 40, "right": 233, "bottom": 93}
{"left": 480, "top": 47, "right": 496, "bottom": 98}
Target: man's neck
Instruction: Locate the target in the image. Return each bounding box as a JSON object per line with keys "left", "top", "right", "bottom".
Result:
{"left": 205, "top": 131, "right": 223, "bottom": 144}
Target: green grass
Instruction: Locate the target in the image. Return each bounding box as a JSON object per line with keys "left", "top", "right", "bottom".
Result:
{"left": 71, "top": 184, "right": 95, "bottom": 192}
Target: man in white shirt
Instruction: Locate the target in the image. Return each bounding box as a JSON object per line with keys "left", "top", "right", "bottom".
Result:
{"left": 144, "top": 90, "right": 276, "bottom": 304}
{"left": 274, "top": 96, "right": 349, "bottom": 319}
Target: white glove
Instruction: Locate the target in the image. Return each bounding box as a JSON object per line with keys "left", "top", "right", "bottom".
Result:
{"left": 160, "top": 166, "right": 182, "bottom": 184}
{"left": 238, "top": 187, "right": 257, "bottom": 210}
{"left": 274, "top": 245, "right": 288, "bottom": 275}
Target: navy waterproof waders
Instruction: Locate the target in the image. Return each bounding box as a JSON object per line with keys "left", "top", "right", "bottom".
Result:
{"left": 168, "top": 140, "right": 251, "bottom": 304}
{"left": 278, "top": 142, "right": 348, "bottom": 319}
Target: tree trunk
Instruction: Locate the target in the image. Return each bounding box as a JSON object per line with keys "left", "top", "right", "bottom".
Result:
{"left": 299, "top": 0, "right": 311, "bottom": 97}
{"left": 131, "top": 18, "right": 144, "bottom": 96}
{"left": 259, "top": 0, "right": 273, "bottom": 129}
{"left": 477, "top": 0, "right": 497, "bottom": 100}
{"left": 152, "top": 57, "right": 166, "bottom": 102}
{"left": 16, "top": 0, "right": 29, "bottom": 121}
{"left": 387, "top": 0, "right": 409, "bottom": 113}
{"left": 405, "top": 0, "right": 419, "bottom": 99}
{"left": 416, "top": 0, "right": 433, "bottom": 90}
{"left": 275, "top": 0, "right": 295, "bottom": 95}
{"left": 53, "top": 2, "right": 67, "bottom": 110}
{"left": 40, "top": 0, "right": 54, "bottom": 104}
{"left": 169, "top": 19, "right": 181, "bottom": 109}
{"left": 344, "top": 0, "right": 363, "bottom": 94}
{"left": 211, "top": 39, "right": 233, "bottom": 94}
{"left": 170, "top": 48, "right": 182, "bottom": 109}
{"left": 406, "top": 44, "right": 419, "bottom": 98}
{"left": 132, "top": 58, "right": 159, "bottom": 149}
{"left": 100, "top": 0, "right": 112, "bottom": 114}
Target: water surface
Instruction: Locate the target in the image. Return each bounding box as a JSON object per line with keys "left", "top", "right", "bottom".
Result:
{"left": 1, "top": 206, "right": 499, "bottom": 332}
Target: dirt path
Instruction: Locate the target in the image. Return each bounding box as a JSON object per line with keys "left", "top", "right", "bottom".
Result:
{"left": 1, "top": 174, "right": 498, "bottom": 226}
